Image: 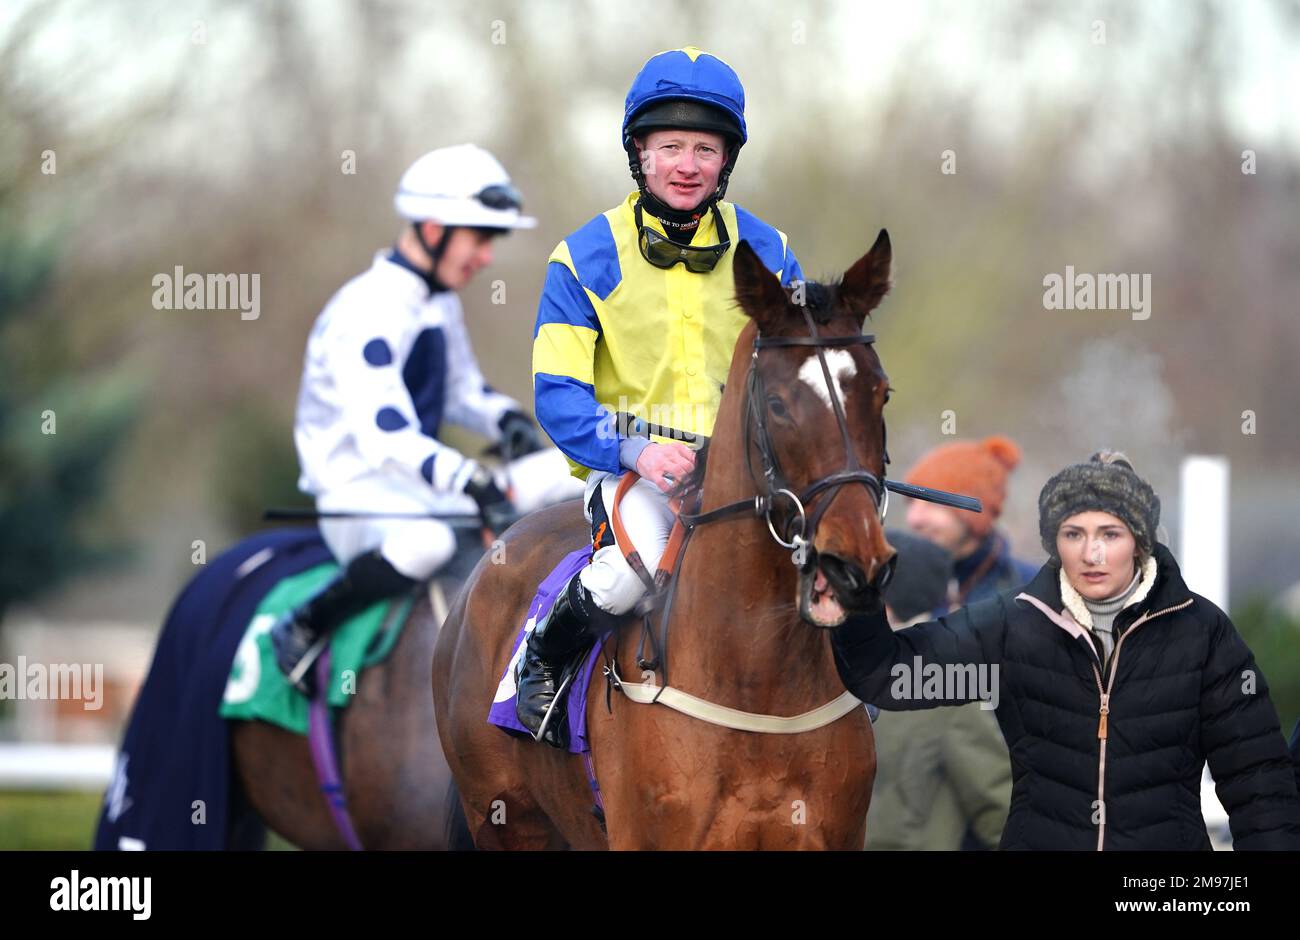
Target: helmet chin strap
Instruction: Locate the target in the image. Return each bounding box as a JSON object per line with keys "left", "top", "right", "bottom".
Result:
{"left": 412, "top": 221, "right": 453, "bottom": 293}
{"left": 639, "top": 189, "right": 710, "bottom": 237}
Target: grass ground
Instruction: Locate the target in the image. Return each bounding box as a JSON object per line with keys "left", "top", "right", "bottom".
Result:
{"left": 0, "top": 790, "right": 103, "bottom": 849}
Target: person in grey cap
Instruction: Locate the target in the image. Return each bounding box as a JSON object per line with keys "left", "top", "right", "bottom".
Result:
{"left": 834, "top": 451, "right": 1300, "bottom": 850}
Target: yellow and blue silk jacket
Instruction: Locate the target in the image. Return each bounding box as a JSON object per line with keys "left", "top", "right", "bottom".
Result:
{"left": 533, "top": 190, "right": 802, "bottom": 479}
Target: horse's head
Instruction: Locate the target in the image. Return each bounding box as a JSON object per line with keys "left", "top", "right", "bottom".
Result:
{"left": 731, "top": 231, "right": 898, "bottom": 627}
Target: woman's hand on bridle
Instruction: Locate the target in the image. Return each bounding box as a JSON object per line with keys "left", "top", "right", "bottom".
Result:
{"left": 635, "top": 442, "right": 696, "bottom": 493}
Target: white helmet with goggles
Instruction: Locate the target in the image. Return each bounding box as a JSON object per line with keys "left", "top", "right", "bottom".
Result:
{"left": 394, "top": 144, "right": 537, "bottom": 230}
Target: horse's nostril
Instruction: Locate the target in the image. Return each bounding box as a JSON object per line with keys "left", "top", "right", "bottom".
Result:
{"left": 836, "top": 559, "right": 860, "bottom": 589}
{"left": 873, "top": 553, "right": 898, "bottom": 592}
{"left": 820, "top": 554, "right": 867, "bottom": 596}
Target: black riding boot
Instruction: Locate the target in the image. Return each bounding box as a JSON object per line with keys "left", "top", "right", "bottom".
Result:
{"left": 270, "top": 549, "right": 417, "bottom": 696}
{"left": 515, "top": 571, "right": 613, "bottom": 749}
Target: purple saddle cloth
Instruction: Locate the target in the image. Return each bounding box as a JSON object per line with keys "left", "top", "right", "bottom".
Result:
{"left": 487, "top": 545, "right": 603, "bottom": 755}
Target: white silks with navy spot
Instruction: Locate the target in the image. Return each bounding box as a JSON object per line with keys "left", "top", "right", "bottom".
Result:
{"left": 293, "top": 251, "right": 522, "bottom": 577}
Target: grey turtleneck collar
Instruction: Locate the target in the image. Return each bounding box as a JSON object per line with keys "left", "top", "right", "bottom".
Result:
{"left": 1083, "top": 567, "right": 1143, "bottom": 662}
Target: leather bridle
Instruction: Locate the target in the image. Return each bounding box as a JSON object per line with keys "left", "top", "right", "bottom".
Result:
{"left": 679, "top": 305, "right": 892, "bottom": 559}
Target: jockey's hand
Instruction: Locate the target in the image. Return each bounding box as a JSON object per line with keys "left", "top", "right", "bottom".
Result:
{"left": 635, "top": 442, "right": 696, "bottom": 493}
{"left": 463, "top": 464, "right": 518, "bottom": 540}
{"left": 497, "top": 410, "right": 544, "bottom": 462}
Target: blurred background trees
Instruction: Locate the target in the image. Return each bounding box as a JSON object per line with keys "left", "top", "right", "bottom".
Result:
{"left": 0, "top": 193, "right": 141, "bottom": 628}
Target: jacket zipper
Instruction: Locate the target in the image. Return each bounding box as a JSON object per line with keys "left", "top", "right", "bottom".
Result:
{"left": 1092, "top": 597, "right": 1194, "bottom": 850}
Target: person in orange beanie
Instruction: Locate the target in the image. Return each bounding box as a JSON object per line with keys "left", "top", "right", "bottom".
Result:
{"left": 904, "top": 435, "right": 1040, "bottom": 611}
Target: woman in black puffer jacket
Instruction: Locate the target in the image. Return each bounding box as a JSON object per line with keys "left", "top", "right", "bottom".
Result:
{"left": 834, "top": 451, "right": 1300, "bottom": 850}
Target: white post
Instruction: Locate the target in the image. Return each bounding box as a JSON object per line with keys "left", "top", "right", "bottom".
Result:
{"left": 1179, "top": 455, "right": 1229, "bottom": 612}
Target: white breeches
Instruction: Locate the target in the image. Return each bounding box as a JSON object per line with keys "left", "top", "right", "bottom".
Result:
{"left": 578, "top": 471, "right": 676, "bottom": 616}
{"left": 316, "top": 471, "right": 460, "bottom": 580}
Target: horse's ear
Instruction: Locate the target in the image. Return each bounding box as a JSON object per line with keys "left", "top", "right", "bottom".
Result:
{"left": 840, "top": 228, "right": 892, "bottom": 320}
{"left": 733, "top": 239, "right": 788, "bottom": 330}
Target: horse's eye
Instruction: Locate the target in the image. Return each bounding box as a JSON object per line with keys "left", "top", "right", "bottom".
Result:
{"left": 767, "top": 396, "right": 789, "bottom": 419}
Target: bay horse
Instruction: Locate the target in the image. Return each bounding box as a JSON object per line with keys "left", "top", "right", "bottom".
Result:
{"left": 433, "top": 232, "right": 900, "bottom": 849}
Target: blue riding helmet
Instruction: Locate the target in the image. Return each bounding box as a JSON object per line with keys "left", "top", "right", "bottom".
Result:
{"left": 622, "top": 47, "right": 747, "bottom": 202}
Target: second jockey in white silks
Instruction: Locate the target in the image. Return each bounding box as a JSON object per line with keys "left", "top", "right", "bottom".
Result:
{"left": 272, "top": 144, "right": 581, "bottom": 694}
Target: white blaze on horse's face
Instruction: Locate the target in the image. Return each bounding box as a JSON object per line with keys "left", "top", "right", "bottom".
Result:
{"left": 797, "top": 349, "right": 857, "bottom": 413}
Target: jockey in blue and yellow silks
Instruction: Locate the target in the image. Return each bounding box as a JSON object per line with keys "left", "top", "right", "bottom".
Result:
{"left": 533, "top": 192, "right": 802, "bottom": 478}
{"left": 516, "top": 47, "right": 803, "bottom": 747}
